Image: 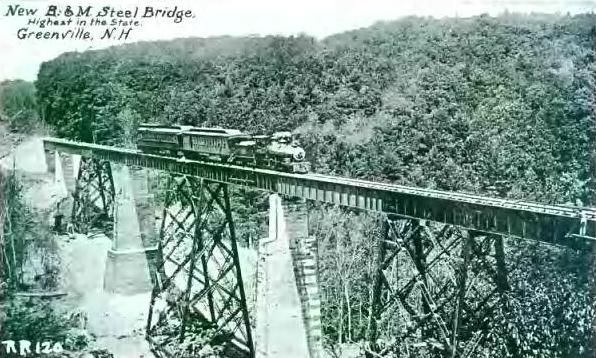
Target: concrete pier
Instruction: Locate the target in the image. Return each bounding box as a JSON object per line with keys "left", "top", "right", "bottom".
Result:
{"left": 103, "top": 164, "right": 153, "bottom": 294}
{"left": 255, "top": 194, "right": 323, "bottom": 358}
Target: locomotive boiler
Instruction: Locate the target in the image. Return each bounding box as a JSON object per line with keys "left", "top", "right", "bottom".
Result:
{"left": 136, "top": 124, "right": 310, "bottom": 173}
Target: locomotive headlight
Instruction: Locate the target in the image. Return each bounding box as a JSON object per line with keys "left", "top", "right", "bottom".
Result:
{"left": 293, "top": 148, "right": 305, "bottom": 161}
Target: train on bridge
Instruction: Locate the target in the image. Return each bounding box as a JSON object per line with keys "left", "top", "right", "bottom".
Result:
{"left": 137, "top": 123, "right": 311, "bottom": 173}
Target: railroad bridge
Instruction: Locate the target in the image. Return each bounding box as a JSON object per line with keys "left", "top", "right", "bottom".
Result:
{"left": 42, "top": 137, "right": 596, "bottom": 358}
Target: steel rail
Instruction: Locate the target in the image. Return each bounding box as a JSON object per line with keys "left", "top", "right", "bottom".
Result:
{"left": 307, "top": 174, "right": 596, "bottom": 219}
{"left": 42, "top": 138, "right": 596, "bottom": 245}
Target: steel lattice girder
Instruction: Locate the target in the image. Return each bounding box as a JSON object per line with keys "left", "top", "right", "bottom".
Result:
{"left": 146, "top": 175, "right": 254, "bottom": 358}
{"left": 71, "top": 157, "right": 115, "bottom": 236}
{"left": 367, "top": 217, "right": 510, "bottom": 357}
{"left": 43, "top": 138, "right": 596, "bottom": 246}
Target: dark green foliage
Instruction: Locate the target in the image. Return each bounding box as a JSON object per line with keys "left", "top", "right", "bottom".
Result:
{"left": 0, "top": 80, "right": 39, "bottom": 132}
{"left": 0, "top": 297, "right": 71, "bottom": 343}
{"left": 315, "top": 14, "right": 595, "bottom": 204}
{"left": 480, "top": 239, "right": 594, "bottom": 358}
{"left": 34, "top": 13, "right": 595, "bottom": 358}
{"left": 36, "top": 14, "right": 595, "bottom": 204}
{"left": 229, "top": 187, "right": 268, "bottom": 247}
{"left": 0, "top": 296, "right": 92, "bottom": 355}
{"left": 0, "top": 171, "right": 34, "bottom": 289}
{"left": 0, "top": 171, "right": 61, "bottom": 292}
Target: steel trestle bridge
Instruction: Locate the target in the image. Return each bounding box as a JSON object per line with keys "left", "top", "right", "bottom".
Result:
{"left": 42, "top": 137, "right": 596, "bottom": 358}
{"left": 43, "top": 137, "right": 596, "bottom": 245}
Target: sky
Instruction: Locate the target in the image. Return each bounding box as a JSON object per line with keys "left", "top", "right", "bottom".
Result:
{"left": 0, "top": 0, "right": 595, "bottom": 81}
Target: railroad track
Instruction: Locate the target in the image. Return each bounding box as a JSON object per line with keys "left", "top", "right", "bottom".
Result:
{"left": 43, "top": 138, "right": 596, "bottom": 244}
{"left": 307, "top": 173, "right": 596, "bottom": 220}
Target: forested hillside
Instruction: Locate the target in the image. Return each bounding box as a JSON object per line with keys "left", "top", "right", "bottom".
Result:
{"left": 33, "top": 14, "right": 596, "bottom": 357}
{"left": 36, "top": 13, "right": 596, "bottom": 204}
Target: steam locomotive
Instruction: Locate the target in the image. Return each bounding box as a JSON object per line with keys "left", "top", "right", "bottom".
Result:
{"left": 137, "top": 124, "right": 310, "bottom": 173}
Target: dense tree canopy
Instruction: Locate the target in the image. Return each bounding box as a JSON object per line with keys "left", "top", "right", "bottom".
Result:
{"left": 33, "top": 14, "right": 596, "bottom": 357}
{"left": 36, "top": 14, "right": 595, "bottom": 204}
{"left": 0, "top": 80, "right": 39, "bottom": 131}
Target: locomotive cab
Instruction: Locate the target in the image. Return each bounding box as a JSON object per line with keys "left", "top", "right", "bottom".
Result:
{"left": 234, "top": 140, "right": 257, "bottom": 161}
{"left": 271, "top": 131, "right": 292, "bottom": 144}
{"left": 253, "top": 134, "right": 270, "bottom": 144}
{"left": 252, "top": 135, "right": 270, "bottom": 155}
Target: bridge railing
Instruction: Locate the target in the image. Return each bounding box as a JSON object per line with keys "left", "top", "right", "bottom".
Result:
{"left": 43, "top": 137, "right": 596, "bottom": 246}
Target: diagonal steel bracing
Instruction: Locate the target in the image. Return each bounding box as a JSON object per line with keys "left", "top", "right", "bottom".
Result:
{"left": 43, "top": 140, "right": 593, "bottom": 358}
{"left": 367, "top": 216, "right": 510, "bottom": 358}
{"left": 146, "top": 175, "right": 254, "bottom": 358}
{"left": 71, "top": 157, "right": 115, "bottom": 236}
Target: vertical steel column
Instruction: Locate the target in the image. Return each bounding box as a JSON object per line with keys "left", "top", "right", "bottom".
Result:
{"left": 450, "top": 230, "right": 473, "bottom": 358}
{"left": 70, "top": 157, "right": 114, "bottom": 236}
{"left": 411, "top": 219, "right": 431, "bottom": 338}
{"left": 179, "top": 178, "right": 204, "bottom": 342}
{"left": 223, "top": 184, "right": 255, "bottom": 357}
{"left": 366, "top": 216, "right": 389, "bottom": 350}
{"left": 146, "top": 175, "right": 255, "bottom": 358}
{"left": 493, "top": 235, "right": 510, "bottom": 294}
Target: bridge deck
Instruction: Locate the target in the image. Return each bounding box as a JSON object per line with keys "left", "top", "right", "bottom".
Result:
{"left": 43, "top": 138, "right": 596, "bottom": 246}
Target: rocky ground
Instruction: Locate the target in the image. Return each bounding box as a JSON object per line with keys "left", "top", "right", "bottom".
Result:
{"left": 0, "top": 124, "right": 154, "bottom": 357}
{"left": 0, "top": 123, "right": 24, "bottom": 159}
{"left": 0, "top": 124, "right": 261, "bottom": 358}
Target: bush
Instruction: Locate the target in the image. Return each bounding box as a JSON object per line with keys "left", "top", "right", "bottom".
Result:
{"left": 0, "top": 170, "right": 34, "bottom": 290}
{"left": 0, "top": 80, "right": 40, "bottom": 133}
{"left": 0, "top": 297, "right": 71, "bottom": 342}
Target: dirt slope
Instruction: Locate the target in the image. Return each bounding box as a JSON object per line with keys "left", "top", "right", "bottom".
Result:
{"left": 1, "top": 131, "right": 154, "bottom": 357}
